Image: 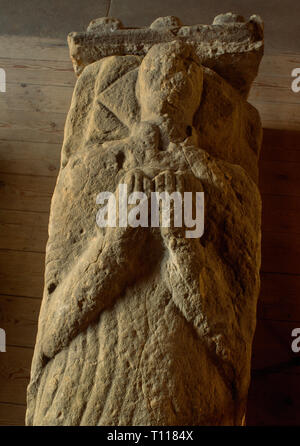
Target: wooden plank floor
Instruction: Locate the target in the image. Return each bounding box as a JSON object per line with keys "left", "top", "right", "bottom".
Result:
{"left": 0, "top": 36, "right": 300, "bottom": 425}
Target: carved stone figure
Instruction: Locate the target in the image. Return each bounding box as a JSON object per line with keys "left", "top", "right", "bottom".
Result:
{"left": 27, "top": 14, "right": 263, "bottom": 426}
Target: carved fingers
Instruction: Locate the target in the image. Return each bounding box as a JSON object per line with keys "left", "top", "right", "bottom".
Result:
{"left": 102, "top": 168, "right": 203, "bottom": 245}
{"left": 153, "top": 170, "right": 186, "bottom": 239}
{"left": 103, "top": 168, "right": 152, "bottom": 243}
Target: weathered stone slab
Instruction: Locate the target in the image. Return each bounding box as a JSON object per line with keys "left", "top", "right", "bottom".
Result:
{"left": 27, "top": 15, "right": 263, "bottom": 426}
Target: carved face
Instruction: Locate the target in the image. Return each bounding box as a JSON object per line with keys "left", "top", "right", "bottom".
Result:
{"left": 137, "top": 41, "right": 203, "bottom": 129}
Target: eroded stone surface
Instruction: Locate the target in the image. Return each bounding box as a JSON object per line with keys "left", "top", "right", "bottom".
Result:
{"left": 68, "top": 14, "right": 263, "bottom": 98}
{"left": 27, "top": 16, "right": 263, "bottom": 426}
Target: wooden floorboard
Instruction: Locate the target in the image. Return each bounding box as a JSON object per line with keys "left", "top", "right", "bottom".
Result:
{"left": 261, "top": 231, "right": 300, "bottom": 275}
{"left": 0, "top": 345, "right": 33, "bottom": 405}
{"left": 259, "top": 273, "right": 300, "bottom": 321}
{"left": 261, "top": 128, "right": 300, "bottom": 156}
{"left": 0, "top": 295, "right": 40, "bottom": 348}
{"left": 0, "top": 172, "right": 56, "bottom": 213}
{"left": 262, "top": 194, "right": 300, "bottom": 235}
{"left": 0, "top": 402, "right": 26, "bottom": 426}
{"left": 0, "top": 209, "right": 49, "bottom": 252}
{"left": 0, "top": 108, "right": 65, "bottom": 144}
{"left": 0, "top": 36, "right": 69, "bottom": 61}
{"left": 0, "top": 140, "right": 61, "bottom": 177}
{"left": 1, "top": 83, "right": 73, "bottom": 114}
{"left": 0, "top": 249, "right": 45, "bottom": 298}
{"left": 260, "top": 159, "right": 300, "bottom": 197}
{"left": 251, "top": 319, "right": 300, "bottom": 371}
{"left": 247, "top": 368, "right": 300, "bottom": 425}
{"left": 0, "top": 57, "right": 74, "bottom": 86}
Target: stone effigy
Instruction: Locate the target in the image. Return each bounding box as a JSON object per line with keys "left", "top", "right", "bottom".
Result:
{"left": 26, "top": 13, "right": 264, "bottom": 426}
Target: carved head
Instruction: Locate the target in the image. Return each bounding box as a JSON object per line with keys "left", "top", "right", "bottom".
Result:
{"left": 136, "top": 41, "right": 203, "bottom": 141}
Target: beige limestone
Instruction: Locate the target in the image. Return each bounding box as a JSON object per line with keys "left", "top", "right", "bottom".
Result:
{"left": 27, "top": 15, "right": 263, "bottom": 426}
{"left": 68, "top": 13, "right": 263, "bottom": 98}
